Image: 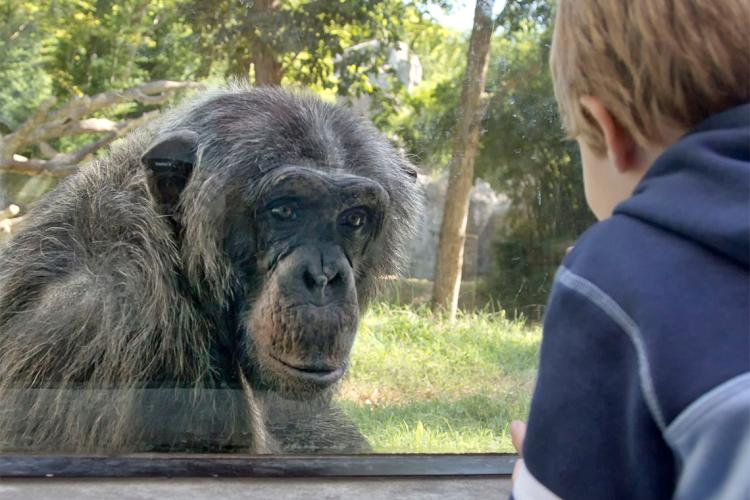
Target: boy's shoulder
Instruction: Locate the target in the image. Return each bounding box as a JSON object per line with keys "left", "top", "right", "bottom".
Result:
{"left": 550, "top": 201, "right": 749, "bottom": 427}
{"left": 531, "top": 211, "right": 750, "bottom": 498}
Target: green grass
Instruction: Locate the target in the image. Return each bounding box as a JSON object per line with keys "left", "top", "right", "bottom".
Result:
{"left": 336, "top": 304, "right": 541, "bottom": 453}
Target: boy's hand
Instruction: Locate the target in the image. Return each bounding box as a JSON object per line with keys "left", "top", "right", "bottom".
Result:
{"left": 510, "top": 420, "right": 527, "bottom": 485}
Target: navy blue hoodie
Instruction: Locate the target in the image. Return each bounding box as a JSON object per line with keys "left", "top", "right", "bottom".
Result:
{"left": 513, "top": 104, "right": 750, "bottom": 500}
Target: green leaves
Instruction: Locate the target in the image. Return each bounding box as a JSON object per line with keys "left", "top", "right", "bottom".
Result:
{"left": 0, "top": 0, "right": 54, "bottom": 130}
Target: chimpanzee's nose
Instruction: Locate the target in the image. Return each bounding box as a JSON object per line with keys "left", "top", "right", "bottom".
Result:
{"left": 309, "top": 273, "right": 329, "bottom": 289}
{"left": 303, "top": 265, "right": 339, "bottom": 293}
{"left": 297, "top": 246, "right": 350, "bottom": 305}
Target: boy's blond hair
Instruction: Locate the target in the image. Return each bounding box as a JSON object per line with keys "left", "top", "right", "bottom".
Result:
{"left": 551, "top": 0, "right": 750, "bottom": 154}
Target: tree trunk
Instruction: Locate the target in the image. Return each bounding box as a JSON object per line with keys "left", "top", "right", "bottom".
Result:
{"left": 252, "top": 45, "right": 283, "bottom": 86}
{"left": 431, "top": 0, "right": 494, "bottom": 319}
{"left": 251, "top": 0, "right": 283, "bottom": 86}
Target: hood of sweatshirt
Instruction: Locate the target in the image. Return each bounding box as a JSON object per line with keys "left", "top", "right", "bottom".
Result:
{"left": 615, "top": 104, "right": 750, "bottom": 268}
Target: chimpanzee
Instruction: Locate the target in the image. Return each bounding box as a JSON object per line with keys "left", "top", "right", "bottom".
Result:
{"left": 0, "top": 85, "right": 421, "bottom": 453}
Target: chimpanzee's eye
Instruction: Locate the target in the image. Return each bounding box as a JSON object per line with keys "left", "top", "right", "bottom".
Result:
{"left": 271, "top": 204, "right": 297, "bottom": 221}
{"left": 341, "top": 208, "right": 368, "bottom": 229}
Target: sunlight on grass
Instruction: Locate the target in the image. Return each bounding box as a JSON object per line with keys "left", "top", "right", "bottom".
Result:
{"left": 336, "top": 304, "right": 541, "bottom": 453}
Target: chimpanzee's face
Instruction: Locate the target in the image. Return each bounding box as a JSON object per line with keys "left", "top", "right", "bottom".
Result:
{"left": 229, "top": 166, "right": 389, "bottom": 397}
{"left": 139, "top": 91, "right": 419, "bottom": 401}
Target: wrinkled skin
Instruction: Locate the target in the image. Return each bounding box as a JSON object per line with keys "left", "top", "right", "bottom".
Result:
{"left": 232, "top": 166, "right": 390, "bottom": 396}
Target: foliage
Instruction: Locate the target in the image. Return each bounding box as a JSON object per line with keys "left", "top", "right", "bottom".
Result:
{"left": 0, "top": 0, "right": 448, "bottom": 132}
{"left": 35, "top": 1, "right": 196, "bottom": 98}
{"left": 476, "top": 9, "right": 594, "bottom": 317}
{"left": 0, "top": 1, "right": 53, "bottom": 131}
{"left": 183, "top": 0, "right": 434, "bottom": 90}
{"left": 390, "top": 0, "right": 558, "bottom": 170}
{"left": 387, "top": 22, "right": 466, "bottom": 168}
{"left": 495, "top": 0, "right": 552, "bottom": 32}
{"left": 0, "top": 0, "right": 445, "bottom": 206}
{"left": 0, "top": 1, "right": 206, "bottom": 157}
{"left": 338, "top": 303, "right": 540, "bottom": 452}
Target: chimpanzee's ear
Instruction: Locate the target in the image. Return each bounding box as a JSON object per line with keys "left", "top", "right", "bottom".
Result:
{"left": 141, "top": 130, "right": 199, "bottom": 214}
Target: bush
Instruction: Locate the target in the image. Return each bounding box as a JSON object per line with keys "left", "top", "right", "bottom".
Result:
{"left": 485, "top": 235, "right": 572, "bottom": 321}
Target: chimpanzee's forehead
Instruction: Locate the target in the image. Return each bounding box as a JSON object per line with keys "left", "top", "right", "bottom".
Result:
{"left": 266, "top": 165, "right": 376, "bottom": 189}
{"left": 259, "top": 165, "right": 389, "bottom": 206}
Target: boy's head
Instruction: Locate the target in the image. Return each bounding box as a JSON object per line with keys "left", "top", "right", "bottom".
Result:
{"left": 550, "top": 0, "right": 750, "bottom": 220}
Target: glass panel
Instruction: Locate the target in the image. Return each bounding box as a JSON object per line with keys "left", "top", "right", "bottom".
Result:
{"left": 0, "top": 0, "right": 589, "bottom": 456}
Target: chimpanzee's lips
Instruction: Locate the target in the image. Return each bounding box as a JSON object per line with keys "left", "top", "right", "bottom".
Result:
{"left": 269, "top": 354, "right": 346, "bottom": 385}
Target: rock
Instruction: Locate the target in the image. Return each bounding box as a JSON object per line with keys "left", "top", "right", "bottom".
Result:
{"left": 405, "top": 173, "right": 509, "bottom": 280}
{"left": 336, "top": 41, "right": 423, "bottom": 117}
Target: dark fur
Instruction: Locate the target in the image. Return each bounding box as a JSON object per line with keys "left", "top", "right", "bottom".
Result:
{"left": 0, "top": 85, "right": 421, "bottom": 453}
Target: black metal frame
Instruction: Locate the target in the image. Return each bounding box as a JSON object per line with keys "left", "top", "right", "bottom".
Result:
{"left": 0, "top": 453, "right": 516, "bottom": 478}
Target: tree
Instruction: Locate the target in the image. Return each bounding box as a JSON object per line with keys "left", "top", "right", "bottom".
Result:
{"left": 0, "top": 0, "right": 208, "bottom": 213}
{"left": 431, "top": 0, "right": 495, "bottom": 318}
{"left": 184, "top": 0, "right": 426, "bottom": 89}
{"left": 34, "top": 0, "right": 199, "bottom": 98}
{"left": 0, "top": 0, "right": 446, "bottom": 208}
{"left": 380, "top": 20, "right": 466, "bottom": 169}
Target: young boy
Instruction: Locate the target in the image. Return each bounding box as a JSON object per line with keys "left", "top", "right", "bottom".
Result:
{"left": 511, "top": 1, "right": 749, "bottom": 498}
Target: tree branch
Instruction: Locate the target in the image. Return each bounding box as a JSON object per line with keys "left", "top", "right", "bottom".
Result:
{"left": 48, "top": 80, "right": 204, "bottom": 126}
{"left": 2, "top": 81, "right": 204, "bottom": 155}
{"left": 0, "top": 204, "right": 20, "bottom": 221}
{"left": 0, "top": 215, "right": 25, "bottom": 236}
{"left": 0, "top": 110, "right": 160, "bottom": 177}
{"left": 1, "top": 97, "right": 57, "bottom": 157}
{"left": 38, "top": 142, "right": 58, "bottom": 159}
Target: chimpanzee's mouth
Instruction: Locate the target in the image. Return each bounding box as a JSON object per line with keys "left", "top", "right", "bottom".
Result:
{"left": 269, "top": 354, "right": 346, "bottom": 385}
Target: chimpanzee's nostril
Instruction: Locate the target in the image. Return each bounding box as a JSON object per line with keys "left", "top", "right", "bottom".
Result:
{"left": 303, "top": 268, "right": 318, "bottom": 291}
{"left": 328, "top": 271, "right": 342, "bottom": 287}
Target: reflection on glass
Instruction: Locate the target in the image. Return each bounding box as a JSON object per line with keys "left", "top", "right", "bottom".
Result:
{"left": 0, "top": 0, "right": 586, "bottom": 455}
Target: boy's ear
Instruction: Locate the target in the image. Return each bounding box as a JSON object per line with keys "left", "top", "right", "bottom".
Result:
{"left": 579, "top": 96, "right": 638, "bottom": 173}
{"left": 141, "top": 130, "right": 199, "bottom": 215}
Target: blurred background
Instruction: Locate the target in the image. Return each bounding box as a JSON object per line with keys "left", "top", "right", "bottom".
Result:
{"left": 0, "top": 0, "right": 594, "bottom": 453}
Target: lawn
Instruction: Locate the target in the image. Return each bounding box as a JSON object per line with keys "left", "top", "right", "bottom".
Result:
{"left": 336, "top": 304, "right": 542, "bottom": 453}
